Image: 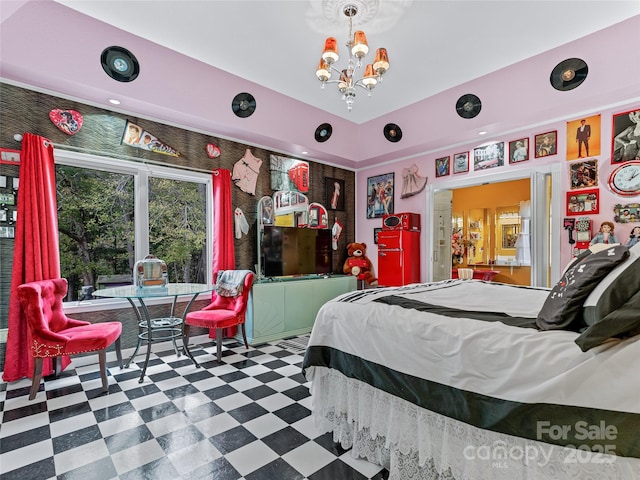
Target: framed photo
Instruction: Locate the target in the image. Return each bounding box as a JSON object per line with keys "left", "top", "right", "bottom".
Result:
{"left": 508, "top": 138, "right": 529, "bottom": 164}
{"left": 0, "top": 210, "right": 6, "bottom": 222}
{"left": 435, "top": 156, "right": 450, "bottom": 177}
{"left": 0, "top": 176, "right": 6, "bottom": 188}
{"left": 612, "top": 108, "right": 640, "bottom": 164}
{"left": 325, "top": 177, "right": 345, "bottom": 211}
{"left": 373, "top": 227, "right": 382, "bottom": 244}
{"left": 367, "top": 172, "right": 394, "bottom": 219}
{"left": 534, "top": 131, "right": 557, "bottom": 158}
{"left": 473, "top": 142, "right": 504, "bottom": 171}
{"left": 613, "top": 203, "right": 640, "bottom": 223}
{"left": 566, "top": 114, "right": 601, "bottom": 160}
{"left": 569, "top": 159, "right": 598, "bottom": 189}
{"left": 0, "top": 226, "right": 14, "bottom": 238}
{"left": 453, "top": 152, "right": 469, "bottom": 174}
{"left": 566, "top": 188, "right": 599, "bottom": 216}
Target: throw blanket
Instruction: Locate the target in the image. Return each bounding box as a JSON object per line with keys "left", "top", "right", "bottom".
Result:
{"left": 216, "top": 270, "right": 251, "bottom": 297}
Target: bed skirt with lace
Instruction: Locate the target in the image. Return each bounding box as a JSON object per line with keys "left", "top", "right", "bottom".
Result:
{"left": 306, "top": 367, "right": 640, "bottom": 480}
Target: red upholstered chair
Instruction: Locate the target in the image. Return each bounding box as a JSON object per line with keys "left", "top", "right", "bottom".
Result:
{"left": 17, "top": 278, "right": 123, "bottom": 400}
{"left": 183, "top": 271, "right": 254, "bottom": 365}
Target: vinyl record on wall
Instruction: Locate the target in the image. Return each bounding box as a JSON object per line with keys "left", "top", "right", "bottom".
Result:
{"left": 101, "top": 46, "right": 140, "bottom": 82}
{"left": 314, "top": 123, "right": 333, "bottom": 142}
{"left": 456, "top": 94, "right": 482, "bottom": 119}
{"left": 232, "top": 93, "right": 256, "bottom": 118}
{"left": 550, "top": 58, "right": 588, "bottom": 91}
{"left": 384, "top": 123, "right": 402, "bottom": 142}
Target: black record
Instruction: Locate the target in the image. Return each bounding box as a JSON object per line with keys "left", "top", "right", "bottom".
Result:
{"left": 315, "top": 123, "right": 332, "bottom": 142}
{"left": 384, "top": 123, "right": 402, "bottom": 142}
{"left": 456, "top": 94, "right": 482, "bottom": 119}
{"left": 232, "top": 93, "right": 256, "bottom": 118}
{"left": 101, "top": 46, "right": 140, "bottom": 82}
{"left": 550, "top": 58, "right": 588, "bottom": 91}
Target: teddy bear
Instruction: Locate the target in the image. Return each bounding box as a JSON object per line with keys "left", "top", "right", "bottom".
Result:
{"left": 343, "top": 242, "right": 377, "bottom": 285}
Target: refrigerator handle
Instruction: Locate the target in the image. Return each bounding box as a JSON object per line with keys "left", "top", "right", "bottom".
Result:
{"left": 379, "top": 252, "right": 386, "bottom": 257}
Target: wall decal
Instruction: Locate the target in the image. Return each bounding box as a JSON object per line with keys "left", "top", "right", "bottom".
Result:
{"left": 206, "top": 143, "right": 221, "bottom": 158}
{"left": 121, "top": 120, "right": 180, "bottom": 157}
{"left": 49, "top": 109, "right": 83, "bottom": 135}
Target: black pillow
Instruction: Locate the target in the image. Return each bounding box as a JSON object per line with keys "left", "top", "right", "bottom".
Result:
{"left": 537, "top": 245, "right": 630, "bottom": 331}
{"left": 575, "top": 289, "right": 640, "bottom": 351}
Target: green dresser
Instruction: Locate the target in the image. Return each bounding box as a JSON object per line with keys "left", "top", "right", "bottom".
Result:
{"left": 243, "top": 275, "right": 357, "bottom": 345}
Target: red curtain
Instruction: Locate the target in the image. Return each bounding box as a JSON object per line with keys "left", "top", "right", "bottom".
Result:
{"left": 210, "top": 168, "right": 237, "bottom": 337}
{"left": 2, "top": 133, "right": 69, "bottom": 382}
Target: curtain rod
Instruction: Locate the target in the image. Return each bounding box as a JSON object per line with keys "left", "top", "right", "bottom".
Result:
{"left": 12, "top": 133, "right": 212, "bottom": 175}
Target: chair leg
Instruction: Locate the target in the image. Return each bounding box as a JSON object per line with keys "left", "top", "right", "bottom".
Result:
{"left": 182, "top": 324, "right": 200, "bottom": 368}
{"left": 115, "top": 337, "right": 123, "bottom": 369}
{"left": 29, "top": 358, "right": 44, "bottom": 400}
{"left": 240, "top": 324, "right": 249, "bottom": 350}
{"left": 98, "top": 349, "right": 108, "bottom": 393}
{"left": 216, "top": 328, "right": 223, "bottom": 362}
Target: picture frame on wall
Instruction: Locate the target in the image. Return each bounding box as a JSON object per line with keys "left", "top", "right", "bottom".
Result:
{"left": 566, "top": 114, "right": 601, "bottom": 160}
{"left": 473, "top": 142, "right": 504, "bottom": 171}
{"left": 534, "top": 130, "right": 557, "bottom": 158}
{"left": 367, "top": 172, "right": 394, "bottom": 219}
{"left": 325, "top": 177, "right": 345, "bottom": 211}
{"left": 613, "top": 203, "right": 640, "bottom": 224}
{"left": 453, "top": 152, "right": 469, "bottom": 174}
{"left": 611, "top": 107, "right": 640, "bottom": 164}
{"left": 435, "top": 156, "right": 450, "bottom": 177}
{"left": 569, "top": 159, "right": 598, "bottom": 189}
{"left": 566, "top": 188, "right": 599, "bottom": 216}
{"left": 508, "top": 138, "right": 529, "bottom": 163}
{"left": 374, "top": 227, "right": 382, "bottom": 244}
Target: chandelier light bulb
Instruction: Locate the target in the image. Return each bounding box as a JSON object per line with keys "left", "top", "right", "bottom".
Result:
{"left": 322, "top": 37, "right": 339, "bottom": 64}
{"left": 316, "top": 59, "right": 331, "bottom": 82}
{"left": 351, "top": 31, "right": 369, "bottom": 58}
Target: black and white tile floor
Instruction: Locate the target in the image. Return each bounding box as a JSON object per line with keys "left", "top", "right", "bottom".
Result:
{"left": 0, "top": 335, "right": 389, "bottom": 480}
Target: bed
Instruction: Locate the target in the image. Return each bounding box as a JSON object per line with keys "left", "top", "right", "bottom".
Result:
{"left": 302, "top": 244, "right": 640, "bottom": 480}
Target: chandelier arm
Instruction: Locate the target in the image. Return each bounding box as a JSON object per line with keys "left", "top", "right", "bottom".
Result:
{"left": 354, "top": 81, "right": 375, "bottom": 92}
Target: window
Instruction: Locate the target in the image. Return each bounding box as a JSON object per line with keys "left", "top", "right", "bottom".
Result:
{"left": 55, "top": 151, "right": 212, "bottom": 301}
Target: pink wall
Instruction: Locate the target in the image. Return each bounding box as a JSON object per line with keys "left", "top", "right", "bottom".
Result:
{"left": 357, "top": 102, "right": 640, "bottom": 282}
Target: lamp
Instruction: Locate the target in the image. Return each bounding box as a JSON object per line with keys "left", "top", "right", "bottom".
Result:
{"left": 316, "top": 4, "right": 390, "bottom": 111}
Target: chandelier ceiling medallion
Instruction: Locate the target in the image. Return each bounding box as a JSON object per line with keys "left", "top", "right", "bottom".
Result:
{"left": 315, "top": 3, "right": 389, "bottom": 111}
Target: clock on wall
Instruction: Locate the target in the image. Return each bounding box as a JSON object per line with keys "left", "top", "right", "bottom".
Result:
{"left": 608, "top": 161, "right": 640, "bottom": 196}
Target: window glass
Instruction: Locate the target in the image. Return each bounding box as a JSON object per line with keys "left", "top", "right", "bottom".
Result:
{"left": 55, "top": 156, "right": 210, "bottom": 301}
{"left": 148, "top": 177, "right": 207, "bottom": 284}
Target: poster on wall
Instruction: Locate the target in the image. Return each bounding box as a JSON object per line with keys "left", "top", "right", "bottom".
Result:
{"left": 435, "top": 156, "right": 450, "bottom": 177}
{"left": 566, "top": 114, "right": 601, "bottom": 160}
{"left": 534, "top": 131, "right": 557, "bottom": 158}
{"left": 269, "top": 155, "right": 309, "bottom": 193}
{"left": 325, "top": 177, "right": 345, "bottom": 211}
{"left": 569, "top": 159, "right": 598, "bottom": 189}
{"left": 508, "top": 138, "right": 529, "bottom": 163}
{"left": 453, "top": 152, "right": 469, "bottom": 174}
{"left": 612, "top": 107, "right": 640, "bottom": 164}
{"left": 473, "top": 142, "right": 504, "bottom": 171}
{"left": 121, "top": 120, "right": 180, "bottom": 157}
{"left": 366, "top": 173, "right": 394, "bottom": 219}
{"left": 566, "top": 188, "right": 599, "bottom": 216}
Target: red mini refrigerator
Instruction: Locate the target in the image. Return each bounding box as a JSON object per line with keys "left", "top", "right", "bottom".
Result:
{"left": 378, "top": 213, "right": 421, "bottom": 287}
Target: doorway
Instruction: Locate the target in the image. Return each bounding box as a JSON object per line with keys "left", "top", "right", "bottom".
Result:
{"left": 425, "top": 165, "right": 561, "bottom": 287}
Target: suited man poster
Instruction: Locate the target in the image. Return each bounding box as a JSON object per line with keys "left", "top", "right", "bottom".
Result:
{"left": 566, "top": 114, "right": 601, "bottom": 160}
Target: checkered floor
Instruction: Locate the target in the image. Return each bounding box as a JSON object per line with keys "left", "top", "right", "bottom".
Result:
{"left": 0, "top": 335, "right": 389, "bottom": 480}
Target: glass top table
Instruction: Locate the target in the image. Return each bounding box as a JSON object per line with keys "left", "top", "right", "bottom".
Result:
{"left": 94, "top": 283, "right": 214, "bottom": 382}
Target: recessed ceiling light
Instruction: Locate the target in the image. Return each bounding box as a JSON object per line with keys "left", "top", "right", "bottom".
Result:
{"left": 478, "top": 131, "right": 487, "bottom": 135}
{"left": 108, "top": 98, "right": 121, "bottom": 105}
{"left": 301, "top": 151, "right": 308, "bottom": 155}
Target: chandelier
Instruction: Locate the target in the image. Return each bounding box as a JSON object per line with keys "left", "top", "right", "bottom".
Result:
{"left": 315, "top": 4, "right": 390, "bottom": 111}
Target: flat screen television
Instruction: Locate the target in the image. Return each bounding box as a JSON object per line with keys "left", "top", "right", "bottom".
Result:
{"left": 261, "top": 226, "right": 332, "bottom": 277}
